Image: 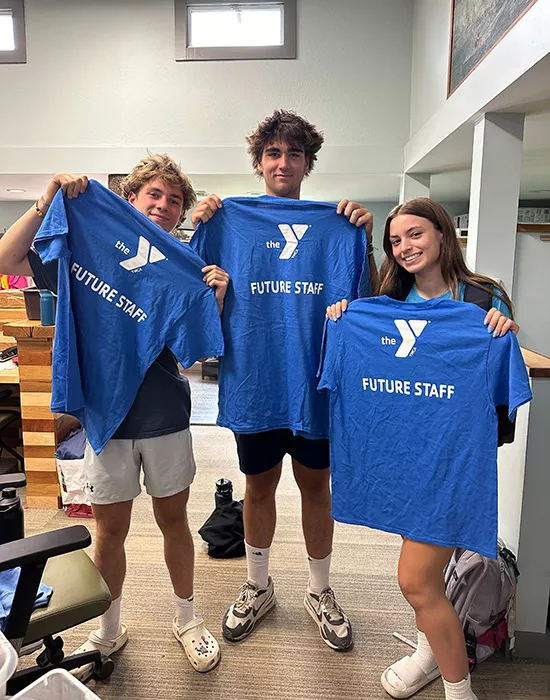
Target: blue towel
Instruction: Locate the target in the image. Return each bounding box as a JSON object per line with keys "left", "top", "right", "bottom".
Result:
{"left": 0, "top": 568, "right": 53, "bottom": 632}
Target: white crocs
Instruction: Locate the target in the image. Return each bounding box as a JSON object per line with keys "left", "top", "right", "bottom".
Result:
{"left": 71, "top": 623, "right": 128, "bottom": 681}
{"left": 381, "top": 654, "right": 441, "bottom": 698}
{"left": 172, "top": 616, "right": 220, "bottom": 673}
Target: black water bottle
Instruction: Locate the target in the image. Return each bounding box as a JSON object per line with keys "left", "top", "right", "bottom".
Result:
{"left": 0, "top": 487, "right": 24, "bottom": 545}
{"left": 215, "top": 478, "right": 233, "bottom": 507}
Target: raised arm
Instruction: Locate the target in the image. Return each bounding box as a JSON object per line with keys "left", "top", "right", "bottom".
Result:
{"left": 0, "top": 174, "right": 88, "bottom": 275}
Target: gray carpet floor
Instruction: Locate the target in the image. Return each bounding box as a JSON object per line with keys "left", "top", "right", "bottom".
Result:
{"left": 21, "top": 425, "right": 550, "bottom": 700}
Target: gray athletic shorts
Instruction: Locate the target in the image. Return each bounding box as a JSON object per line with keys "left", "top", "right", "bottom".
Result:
{"left": 82, "top": 429, "right": 196, "bottom": 505}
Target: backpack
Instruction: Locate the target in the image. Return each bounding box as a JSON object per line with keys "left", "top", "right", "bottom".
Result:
{"left": 444, "top": 539, "right": 520, "bottom": 670}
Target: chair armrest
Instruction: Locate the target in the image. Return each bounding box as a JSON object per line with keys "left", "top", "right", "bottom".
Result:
{"left": 0, "top": 526, "right": 91, "bottom": 573}
{"left": 0, "top": 473, "right": 26, "bottom": 489}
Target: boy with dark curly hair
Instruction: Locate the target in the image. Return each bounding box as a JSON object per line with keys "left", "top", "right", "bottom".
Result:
{"left": 192, "top": 110, "right": 379, "bottom": 651}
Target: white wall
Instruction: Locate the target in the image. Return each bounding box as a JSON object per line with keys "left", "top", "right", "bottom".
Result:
{"left": 514, "top": 231, "right": 550, "bottom": 356}
{"left": 409, "top": 0, "right": 451, "bottom": 138}
{"left": 0, "top": 201, "right": 33, "bottom": 234}
{"left": 0, "top": 0, "right": 412, "bottom": 179}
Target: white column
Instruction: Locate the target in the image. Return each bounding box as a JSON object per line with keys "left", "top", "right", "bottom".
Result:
{"left": 466, "top": 113, "right": 525, "bottom": 295}
{"left": 399, "top": 174, "right": 430, "bottom": 203}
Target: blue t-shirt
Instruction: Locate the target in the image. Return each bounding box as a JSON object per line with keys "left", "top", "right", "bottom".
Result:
{"left": 406, "top": 282, "right": 510, "bottom": 315}
{"left": 190, "top": 196, "right": 366, "bottom": 438}
{"left": 318, "top": 296, "right": 532, "bottom": 558}
{"left": 34, "top": 180, "right": 224, "bottom": 453}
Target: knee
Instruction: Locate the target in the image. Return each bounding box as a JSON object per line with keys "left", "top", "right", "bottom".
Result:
{"left": 398, "top": 570, "right": 438, "bottom": 612}
{"left": 294, "top": 471, "right": 330, "bottom": 502}
{"left": 245, "top": 474, "right": 278, "bottom": 504}
{"left": 95, "top": 518, "right": 129, "bottom": 546}
{"left": 154, "top": 506, "right": 189, "bottom": 538}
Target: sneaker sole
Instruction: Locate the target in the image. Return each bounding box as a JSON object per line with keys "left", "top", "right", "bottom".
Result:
{"left": 303, "top": 594, "right": 353, "bottom": 652}
{"left": 222, "top": 594, "right": 276, "bottom": 643}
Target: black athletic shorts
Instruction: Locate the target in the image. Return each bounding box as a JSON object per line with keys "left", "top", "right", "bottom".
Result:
{"left": 234, "top": 429, "right": 330, "bottom": 475}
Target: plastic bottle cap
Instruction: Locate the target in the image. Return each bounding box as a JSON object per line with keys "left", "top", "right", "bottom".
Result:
{"left": 1, "top": 488, "right": 16, "bottom": 499}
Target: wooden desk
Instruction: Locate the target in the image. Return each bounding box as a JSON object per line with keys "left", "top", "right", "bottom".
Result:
{"left": 3, "top": 320, "right": 69, "bottom": 509}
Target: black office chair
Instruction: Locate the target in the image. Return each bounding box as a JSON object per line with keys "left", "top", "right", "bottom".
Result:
{"left": 0, "top": 474, "right": 113, "bottom": 694}
{"left": 0, "top": 388, "right": 24, "bottom": 471}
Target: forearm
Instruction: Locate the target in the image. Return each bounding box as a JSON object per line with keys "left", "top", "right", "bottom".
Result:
{"left": 0, "top": 205, "right": 42, "bottom": 275}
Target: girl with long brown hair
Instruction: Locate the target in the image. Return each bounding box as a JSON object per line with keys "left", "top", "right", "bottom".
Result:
{"left": 326, "top": 198, "right": 519, "bottom": 700}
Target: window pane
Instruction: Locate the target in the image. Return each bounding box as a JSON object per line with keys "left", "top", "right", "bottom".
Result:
{"left": 0, "top": 10, "right": 15, "bottom": 51}
{"left": 189, "top": 5, "right": 283, "bottom": 48}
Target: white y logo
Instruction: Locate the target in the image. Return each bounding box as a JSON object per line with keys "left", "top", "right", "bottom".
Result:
{"left": 278, "top": 224, "right": 308, "bottom": 259}
{"left": 394, "top": 319, "right": 428, "bottom": 357}
{"left": 120, "top": 236, "right": 166, "bottom": 271}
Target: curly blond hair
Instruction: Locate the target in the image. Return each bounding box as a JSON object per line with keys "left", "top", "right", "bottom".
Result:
{"left": 120, "top": 154, "right": 197, "bottom": 216}
{"left": 246, "top": 109, "right": 324, "bottom": 176}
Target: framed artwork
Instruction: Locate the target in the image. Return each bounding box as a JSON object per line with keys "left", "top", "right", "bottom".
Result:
{"left": 448, "top": 0, "right": 539, "bottom": 95}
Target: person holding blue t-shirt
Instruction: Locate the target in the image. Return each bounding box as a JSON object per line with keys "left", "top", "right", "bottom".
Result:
{"left": 191, "top": 110, "right": 379, "bottom": 652}
{"left": 0, "top": 155, "right": 229, "bottom": 674}
{"left": 326, "top": 198, "right": 521, "bottom": 700}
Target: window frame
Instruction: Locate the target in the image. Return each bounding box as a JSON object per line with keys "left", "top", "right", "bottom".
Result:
{"left": 0, "top": 0, "right": 26, "bottom": 64}
{"left": 175, "top": 0, "right": 296, "bottom": 62}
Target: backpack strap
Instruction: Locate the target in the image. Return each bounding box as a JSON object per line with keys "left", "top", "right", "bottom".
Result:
{"left": 463, "top": 282, "right": 493, "bottom": 311}
{"left": 463, "top": 281, "right": 516, "bottom": 446}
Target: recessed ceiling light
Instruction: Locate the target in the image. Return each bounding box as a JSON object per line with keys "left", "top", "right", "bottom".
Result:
{"left": 529, "top": 188, "right": 550, "bottom": 193}
{"left": 6, "top": 188, "right": 26, "bottom": 193}
{"left": 246, "top": 191, "right": 264, "bottom": 196}
{"left": 195, "top": 190, "right": 208, "bottom": 197}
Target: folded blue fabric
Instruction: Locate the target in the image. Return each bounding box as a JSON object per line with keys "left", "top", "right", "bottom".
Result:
{"left": 0, "top": 568, "right": 53, "bottom": 632}
{"left": 55, "top": 427, "right": 86, "bottom": 460}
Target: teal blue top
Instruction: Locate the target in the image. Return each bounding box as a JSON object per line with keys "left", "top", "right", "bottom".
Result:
{"left": 406, "top": 281, "right": 510, "bottom": 317}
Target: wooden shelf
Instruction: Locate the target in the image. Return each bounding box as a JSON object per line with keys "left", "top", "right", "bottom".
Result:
{"left": 517, "top": 224, "right": 550, "bottom": 233}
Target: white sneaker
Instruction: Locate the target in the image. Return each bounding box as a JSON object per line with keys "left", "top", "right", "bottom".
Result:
{"left": 222, "top": 577, "right": 276, "bottom": 642}
{"left": 172, "top": 617, "right": 220, "bottom": 673}
{"left": 304, "top": 587, "right": 353, "bottom": 650}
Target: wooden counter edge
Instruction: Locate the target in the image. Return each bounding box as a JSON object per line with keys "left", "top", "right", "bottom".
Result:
{"left": 521, "top": 348, "right": 550, "bottom": 378}
{"left": 3, "top": 320, "right": 54, "bottom": 339}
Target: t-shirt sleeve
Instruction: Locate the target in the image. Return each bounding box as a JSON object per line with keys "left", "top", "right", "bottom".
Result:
{"left": 188, "top": 222, "right": 209, "bottom": 262}
{"left": 317, "top": 318, "right": 342, "bottom": 393}
{"left": 32, "top": 189, "right": 71, "bottom": 264}
{"left": 27, "top": 250, "right": 58, "bottom": 292}
{"left": 165, "top": 288, "right": 224, "bottom": 369}
{"left": 487, "top": 332, "right": 532, "bottom": 420}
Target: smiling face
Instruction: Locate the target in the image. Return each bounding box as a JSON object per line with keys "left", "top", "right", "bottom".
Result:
{"left": 388, "top": 214, "right": 443, "bottom": 277}
{"left": 257, "top": 139, "right": 309, "bottom": 200}
{"left": 127, "top": 176, "right": 185, "bottom": 232}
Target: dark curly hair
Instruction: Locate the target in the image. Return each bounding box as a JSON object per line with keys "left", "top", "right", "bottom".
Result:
{"left": 246, "top": 109, "right": 324, "bottom": 176}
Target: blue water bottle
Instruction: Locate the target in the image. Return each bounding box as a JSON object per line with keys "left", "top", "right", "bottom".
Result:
{"left": 39, "top": 290, "right": 56, "bottom": 326}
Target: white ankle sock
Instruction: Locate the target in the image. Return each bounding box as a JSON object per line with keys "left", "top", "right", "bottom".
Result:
{"left": 443, "top": 674, "right": 477, "bottom": 700}
{"left": 411, "top": 630, "right": 438, "bottom": 674}
{"left": 307, "top": 552, "right": 331, "bottom": 594}
{"left": 99, "top": 596, "right": 122, "bottom": 641}
{"left": 174, "top": 593, "right": 195, "bottom": 628}
{"left": 245, "top": 542, "right": 270, "bottom": 589}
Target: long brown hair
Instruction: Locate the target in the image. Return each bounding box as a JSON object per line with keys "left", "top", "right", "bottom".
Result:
{"left": 378, "top": 198, "right": 513, "bottom": 318}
